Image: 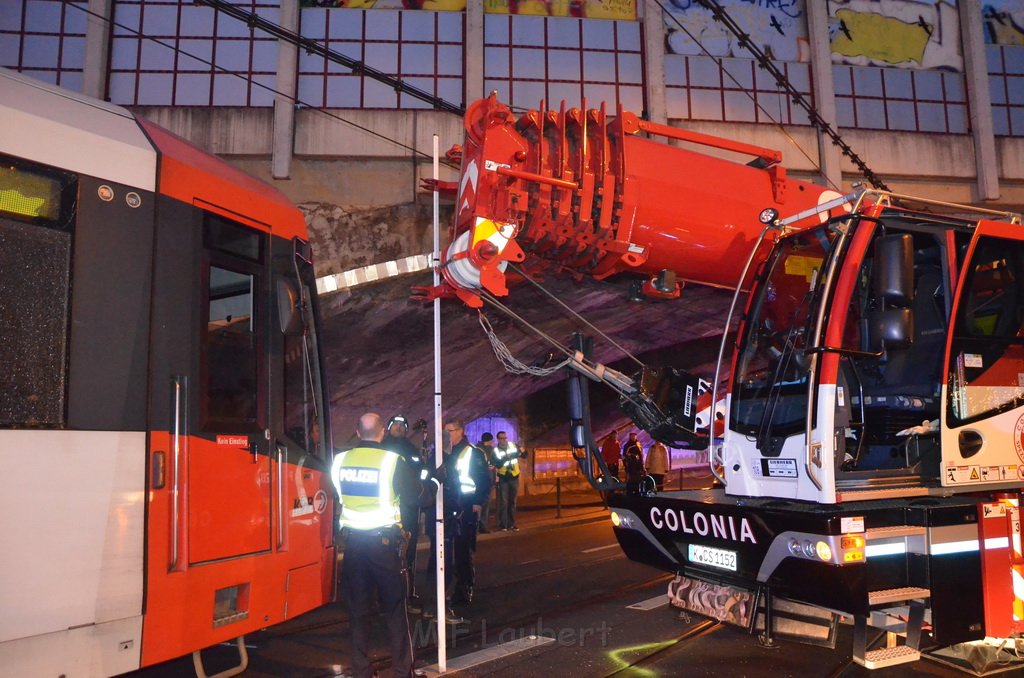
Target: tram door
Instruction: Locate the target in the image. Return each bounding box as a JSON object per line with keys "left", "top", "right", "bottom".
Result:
{"left": 188, "top": 211, "right": 272, "bottom": 563}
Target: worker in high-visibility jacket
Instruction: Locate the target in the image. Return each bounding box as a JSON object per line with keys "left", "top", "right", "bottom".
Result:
{"left": 437, "top": 418, "right": 492, "bottom": 608}
{"left": 492, "top": 430, "right": 527, "bottom": 531}
{"left": 331, "top": 412, "right": 436, "bottom": 678}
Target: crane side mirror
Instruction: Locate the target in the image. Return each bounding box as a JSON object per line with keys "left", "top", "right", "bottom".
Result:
{"left": 867, "top": 307, "right": 913, "bottom": 352}
{"left": 872, "top": 234, "right": 914, "bottom": 306}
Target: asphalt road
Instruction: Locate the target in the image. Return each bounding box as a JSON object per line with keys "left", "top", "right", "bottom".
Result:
{"left": 126, "top": 519, "right": 1005, "bottom": 677}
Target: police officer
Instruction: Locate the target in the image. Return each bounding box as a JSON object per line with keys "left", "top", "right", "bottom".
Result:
{"left": 492, "top": 430, "right": 526, "bottom": 531}
{"left": 439, "top": 418, "right": 491, "bottom": 606}
{"left": 384, "top": 414, "right": 427, "bottom": 608}
{"left": 332, "top": 412, "right": 434, "bottom": 678}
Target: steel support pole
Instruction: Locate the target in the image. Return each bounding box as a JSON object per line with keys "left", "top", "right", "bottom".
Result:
{"left": 432, "top": 134, "right": 447, "bottom": 671}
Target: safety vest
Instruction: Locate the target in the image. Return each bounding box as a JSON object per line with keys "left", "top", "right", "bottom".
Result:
{"left": 455, "top": 444, "right": 477, "bottom": 495}
{"left": 494, "top": 442, "right": 520, "bottom": 478}
{"left": 331, "top": 446, "right": 402, "bottom": 531}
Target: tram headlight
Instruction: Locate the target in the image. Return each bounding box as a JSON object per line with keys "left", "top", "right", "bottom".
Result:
{"left": 610, "top": 511, "right": 621, "bottom": 527}
{"left": 815, "top": 540, "right": 833, "bottom": 561}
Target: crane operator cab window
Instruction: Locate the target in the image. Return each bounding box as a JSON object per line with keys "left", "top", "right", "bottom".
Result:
{"left": 834, "top": 224, "right": 951, "bottom": 478}
{"left": 733, "top": 227, "right": 834, "bottom": 457}
{"left": 947, "top": 237, "right": 1024, "bottom": 426}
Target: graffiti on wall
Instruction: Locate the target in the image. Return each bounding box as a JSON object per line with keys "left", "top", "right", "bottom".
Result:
{"left": 663, "top": 0, "right": 809, "bottom": 62}
{"left": 484, "top": 0, "right": 636, "bottom": 19}
{"left": 828, "top": 0, "right": 963, "bottom": 71}
{"left": 300, "top": 1, "right": 465, "bottom": 8}
{"left": 983, "top": 1, "right": 1024, "bottom": 46}
{"left": 300, "top": 0, "right": 637, "bottom": 19}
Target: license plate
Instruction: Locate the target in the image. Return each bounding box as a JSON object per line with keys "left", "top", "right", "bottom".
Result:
{"left": 688, "top": 543, "right": 737, "bottom": 571}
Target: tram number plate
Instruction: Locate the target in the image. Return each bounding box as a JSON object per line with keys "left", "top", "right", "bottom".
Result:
{"left": 688, "top": 544, "right": 737, "bottom": 572}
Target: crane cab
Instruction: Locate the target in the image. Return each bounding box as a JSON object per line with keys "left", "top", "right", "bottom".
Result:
{"left": 723, "top": 195, "right": 1024, "bottom": 504}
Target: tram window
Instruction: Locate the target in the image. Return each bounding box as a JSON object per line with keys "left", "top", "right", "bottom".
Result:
{"left": 283, "top": 278, "right": 326, "bottom": 459}
{"left": 0, "top": 220, "right": 72, "bottom": 427}
{"left": 205, "top": 212, "right": 262, "bottom": 262}
{"left": 203, "top": 265, "right": 258, "bottom": 428}
{"left": 0, "top": 163, "right": 61, "bottom": 223}
{"left": 0, "top": 158, "right": 75, "bottom": 427}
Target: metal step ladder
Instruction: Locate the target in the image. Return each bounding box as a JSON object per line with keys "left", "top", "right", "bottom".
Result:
{"left": 852, "top": 521, "right": 931, "bottom": 669}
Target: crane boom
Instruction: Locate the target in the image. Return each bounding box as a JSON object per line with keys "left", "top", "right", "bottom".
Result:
{"left": 439, "top": 94, "right": 848, "bottom": 306}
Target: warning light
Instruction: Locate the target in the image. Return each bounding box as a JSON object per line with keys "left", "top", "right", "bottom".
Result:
{"left": 840, "top": 534, "right": 864, "bottom": 562}
{"left": 610, "top": 512, "right": 621, "bottom": 527}
{"left": 841, "top": 535, "right": 865, "bottom": 550}
{"left": 815, "top": 541, "right": 833, "bottom": 561}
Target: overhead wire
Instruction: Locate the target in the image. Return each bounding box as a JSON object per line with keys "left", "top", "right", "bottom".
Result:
{"left": 656, "top": 0, "right": 890, "bottom": 191}
{"left": 193, "top": 0, "right": 464, "bottom": 115}
{"left": 62, "top": 1, "right": 461, "bottom": 171}
{"left": 507, "top": 262, "right": 645, "bottom": 368}
{"left": 476, "top": 290, "right": 666, "bottom": 420}
{"left": 477, "top": 289, "right": 581, "bottom": 367}
{"left": 653, "top": 0, "right": 836, "bottom": 189}
{"left": 477, "top": 311, "right": 572, "bottom": 377}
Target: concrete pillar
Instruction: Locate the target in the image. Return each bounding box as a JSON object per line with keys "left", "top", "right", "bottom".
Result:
{"left": 82, "top": 0, "right": 112, "bottom": 99}
{"left": 272, "top": 0, "right": 299, "bottom": 180}
{"left": 959, "top": 0, "right": 1000, "bottom": 201}
{"left": 464, "top": 2, "right": 485, "bottom": 103}
{"left": 641, "top": 0, "right": 667, "bottom": 124}
{"left": 804, "top": 0, "right": 843, "bottom": 190}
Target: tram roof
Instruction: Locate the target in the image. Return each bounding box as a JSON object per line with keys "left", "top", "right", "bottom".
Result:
{"left": 136, "top": 117, "right": 307, "bottom": 241}
{"left": 0, "top": 68, "right": 157, "bottom": 191}
{"left": 1, "top": 69, "right": 306, "bottom": 241}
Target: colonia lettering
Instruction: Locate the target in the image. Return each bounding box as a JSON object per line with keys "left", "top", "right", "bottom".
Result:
{"left": 650, "top": 506, "right": 757, "bottom": 544}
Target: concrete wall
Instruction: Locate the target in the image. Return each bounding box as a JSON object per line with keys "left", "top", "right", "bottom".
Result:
{"left": 129, "top": 102, "right": 1024, "bottom": 289}
{"left": 137, "top": 106, "right": 1024, "bottom": 211}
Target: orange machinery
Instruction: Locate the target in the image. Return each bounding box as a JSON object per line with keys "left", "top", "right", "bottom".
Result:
{"left": 435, "top": 94, "right": 846, "bottom": 307}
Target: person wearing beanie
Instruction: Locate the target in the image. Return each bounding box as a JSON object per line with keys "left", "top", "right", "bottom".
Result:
{"left": 477, "top": 432, "right": 496, "bottom": 533}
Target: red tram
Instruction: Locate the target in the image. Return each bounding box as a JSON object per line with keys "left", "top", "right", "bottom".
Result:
{"left": 0, "top": 68, "right": 335, "bottom": 675}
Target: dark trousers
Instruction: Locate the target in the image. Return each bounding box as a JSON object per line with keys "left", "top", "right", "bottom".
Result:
{"left": 496, "top": 475, "right": 519, "bottom": 529}
{"left": 625, "top": 475, "right": 643, "bottom": 496}
{"left": 453, "top": 510, "right": 478, "bottom": 600}
{"left": 401, "top": 504, "right": 420, "bottom": 597}
{"left": 341, "top": 531, "right": 414, "bottom": 678}
{"left": 478, "top": 485, "right": 494, "bottom": 530}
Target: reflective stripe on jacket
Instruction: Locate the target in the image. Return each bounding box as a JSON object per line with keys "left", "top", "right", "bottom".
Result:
{"left": 456, "top": 445, "right": 477, "bottom": 495}
{"left": 331, "top": 446, "right": 402, "bottom": 531}
{"left": 493, "top": 443, "right": 520, "bottom": 477}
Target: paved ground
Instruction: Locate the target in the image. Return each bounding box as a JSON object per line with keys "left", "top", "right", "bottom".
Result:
{"left": 125, "top": 481, "right": 1018, "bottom": 678}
